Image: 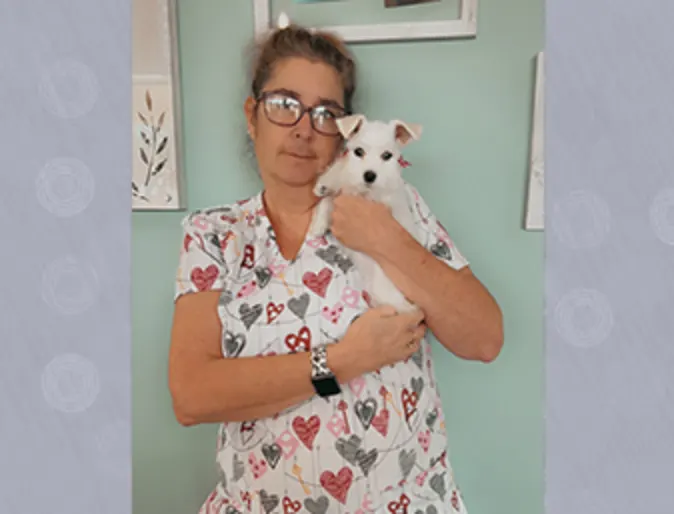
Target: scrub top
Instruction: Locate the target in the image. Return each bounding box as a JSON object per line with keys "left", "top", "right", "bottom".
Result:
{"left": 174, "top": 181, "right": 471, "bottom": 514}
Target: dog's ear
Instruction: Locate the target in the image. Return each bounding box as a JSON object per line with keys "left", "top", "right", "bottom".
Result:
{"left": 392, "top": 120, "right": 423, "bottom": 147}
{"left": 336, "top": 114, "right": 366, "bottom": 140}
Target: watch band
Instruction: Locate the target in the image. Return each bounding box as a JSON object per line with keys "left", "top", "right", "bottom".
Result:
{"left": 310, "top": 345, "right": 342, "bottom": 397}
{"left": 310, "top": 345, "right": 331, "bottom": 379}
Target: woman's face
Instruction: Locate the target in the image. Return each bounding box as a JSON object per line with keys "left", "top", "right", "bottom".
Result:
{"left": 245, "top": 57, "right": 345, "bottom": 190}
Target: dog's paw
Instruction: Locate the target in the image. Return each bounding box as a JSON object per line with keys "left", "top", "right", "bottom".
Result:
{"left": 314, "top": 183, "right": 330, "bottom": 198}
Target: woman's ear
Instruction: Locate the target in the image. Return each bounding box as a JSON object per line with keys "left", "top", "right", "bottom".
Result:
{"left": 244, "top": 96, "right": 257, "bottom": 140}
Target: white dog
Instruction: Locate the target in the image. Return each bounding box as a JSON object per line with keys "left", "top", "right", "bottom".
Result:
{"left": 308, "top": 114, "right": 423, "bottom": 314}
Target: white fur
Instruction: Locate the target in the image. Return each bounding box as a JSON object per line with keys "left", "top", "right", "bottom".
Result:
{"left": 308, "top": 114, "right": 423, "bottom": 314}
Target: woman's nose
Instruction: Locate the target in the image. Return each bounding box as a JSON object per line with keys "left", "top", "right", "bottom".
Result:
{"left": 292, "top": 112, "right": 314, "bottom": 139}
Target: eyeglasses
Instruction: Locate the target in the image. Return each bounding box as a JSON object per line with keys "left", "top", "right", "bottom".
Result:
{"left": 256, "top": 90, "right": 347, "bottom": 136}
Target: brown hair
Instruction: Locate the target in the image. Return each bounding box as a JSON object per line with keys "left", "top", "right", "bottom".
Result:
{"left": 248, "top": 24, "right": 357, "bottom": 113}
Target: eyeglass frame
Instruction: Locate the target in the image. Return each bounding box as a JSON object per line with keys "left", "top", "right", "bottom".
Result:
{"left": 254, "top": 89, "right": 350, "bottom": 137}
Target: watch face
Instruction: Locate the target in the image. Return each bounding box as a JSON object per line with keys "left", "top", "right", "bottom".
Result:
{"left": 314, "top": 376, "right": 341, "bottom": 397}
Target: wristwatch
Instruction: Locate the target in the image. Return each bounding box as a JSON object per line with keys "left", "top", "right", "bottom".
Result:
{"left": 310, "top": 344, "right": 342, "bottom": 397}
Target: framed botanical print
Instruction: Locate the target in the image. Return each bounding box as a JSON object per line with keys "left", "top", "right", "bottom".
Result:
{"left": 132, "top": 0, "right": 185, "bottom": 211}
{"left": 253, "top": 0, "right": 478, "bottom": 43}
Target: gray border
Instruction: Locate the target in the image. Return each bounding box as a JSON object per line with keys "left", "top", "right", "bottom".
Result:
{"left": 546, "top": 1, "right": 674, "bottom": 512}
{"left": 0, "top": 1, "right": 131, "bottom": 513}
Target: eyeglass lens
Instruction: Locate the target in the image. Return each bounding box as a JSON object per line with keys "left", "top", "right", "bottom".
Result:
{"left": 262, "top": 93, "right": 343, "bottom": 135}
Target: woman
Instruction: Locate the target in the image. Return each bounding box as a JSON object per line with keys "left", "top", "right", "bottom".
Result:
{"left": 169, "top": 22, "right": 503, "bottom": 514}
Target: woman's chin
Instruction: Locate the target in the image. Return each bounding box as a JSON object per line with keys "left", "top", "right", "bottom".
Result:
{"left": 277, "top": 165, "right": 320, "bottom": 186}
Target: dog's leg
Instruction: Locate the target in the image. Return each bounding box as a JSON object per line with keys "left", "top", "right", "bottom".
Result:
{"left": 370, "top": 259, "right": 418, "bottom": 313}
{"left": 389, "top": 190, "right": 421, "bottom": 243}
{"left": 356, "top": 253, "right": 419, "bottom": 314}
{"left": 308, "top": 158, "right": 347, "bottom": 237}
{"left": 308, "top": 197, "right": 333, "bottom": 238}
{"left": 371, "top": 271, "right": 418, "bottom": 314}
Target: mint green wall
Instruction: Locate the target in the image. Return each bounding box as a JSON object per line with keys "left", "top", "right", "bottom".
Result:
{"left": 132, "top": 1, "right": 544, "bottom": 513}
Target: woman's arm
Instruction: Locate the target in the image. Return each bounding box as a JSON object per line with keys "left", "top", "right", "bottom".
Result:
{"left": 329, "top": 190, "right": 503, "bottom": 363}
{"left": 371, "top": 225, "right": 503, "bottom": 362}
{"left": 168, "top": 292, "right": 365, "bottom": 426}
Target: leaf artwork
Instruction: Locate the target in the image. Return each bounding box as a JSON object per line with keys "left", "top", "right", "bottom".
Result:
{"left": 132, "top": 88, "right": 171, "bottom": 203}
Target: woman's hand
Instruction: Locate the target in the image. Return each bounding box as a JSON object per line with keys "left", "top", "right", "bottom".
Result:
{"left": 332, "top": 305, "right": 426, "bottom": 374}
{"left": 329, "top": 194, "right": 403, "bottom": 257}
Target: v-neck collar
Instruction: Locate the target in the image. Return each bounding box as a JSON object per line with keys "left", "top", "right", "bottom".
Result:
{"left": 252, "top": 190, "right": 316, "bottom": 266}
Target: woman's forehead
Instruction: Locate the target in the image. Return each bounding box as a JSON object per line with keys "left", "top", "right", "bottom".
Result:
{"left": 265, "top": 58, "right": 344, "bottom": 105}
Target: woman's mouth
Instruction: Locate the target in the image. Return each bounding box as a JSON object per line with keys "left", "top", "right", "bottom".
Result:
{"left": 284, "top": 150, "right": 316, "bottom": 160}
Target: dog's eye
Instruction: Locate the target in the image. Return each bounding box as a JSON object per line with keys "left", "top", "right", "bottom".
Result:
{"left": 353, "top": 147, "right": 365, "bottom": 158}
{"left": 381, "top": 151, "right": 393, "bottom": 161}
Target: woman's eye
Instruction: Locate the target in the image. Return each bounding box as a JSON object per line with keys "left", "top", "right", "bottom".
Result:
{"left": 317, "top": 108, "right": 336, "bottom": 120}
{"left": 268, "top": 95, "right": 297, "bottom": 110}
{"left": 381, "top": 151, "right": 393, "bottom": 161}
{"left": 354, "top": 147, "right": 365, "bottom": 158}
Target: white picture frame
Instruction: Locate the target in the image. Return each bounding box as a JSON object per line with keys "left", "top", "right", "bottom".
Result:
{"left": 524, "top": 51, "right": 544, "bottom": 231}
{"left": 132, "top": 0, "right": 186, "bottom": 211}
{"left": 253, "top": 0, "right": 478, "bottom": 43}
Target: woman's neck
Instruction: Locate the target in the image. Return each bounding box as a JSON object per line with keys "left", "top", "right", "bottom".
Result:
{"left": 262, "top": 184, "right": 316, "bottom": 220}
{"left": 261, "top": 185, "right": 317, "bottom": 260}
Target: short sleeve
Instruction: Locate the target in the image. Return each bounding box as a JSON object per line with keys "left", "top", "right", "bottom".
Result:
{"left": 404, "top": 182, "right": 470, "bottom": 271}
{"left": 174, "top": 212, "right": 228, "bottom": 301}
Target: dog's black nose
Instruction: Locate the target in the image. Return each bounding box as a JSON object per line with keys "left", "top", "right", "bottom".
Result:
{"left": 363, "top": 170, "right": 377, "bottom": 184}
